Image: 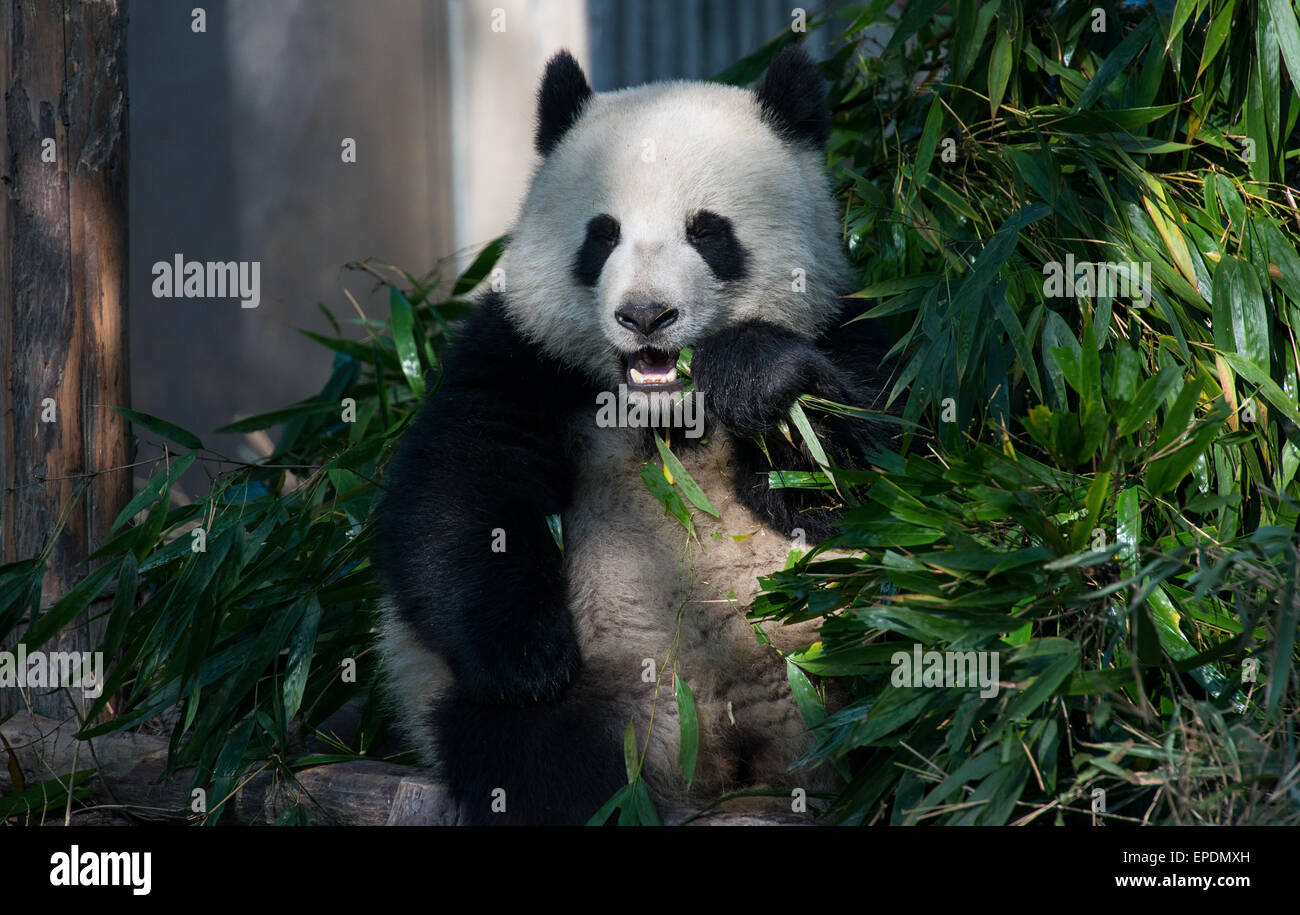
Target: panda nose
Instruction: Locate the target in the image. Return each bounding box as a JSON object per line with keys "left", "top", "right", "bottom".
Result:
{"left": 615, "top": 300, "right": 678, "bottom": 337}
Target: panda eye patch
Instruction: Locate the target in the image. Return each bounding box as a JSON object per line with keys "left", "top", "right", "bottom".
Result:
{"left": 572, "top": 214, "right": 621, "bottom": 286}
{"left": 587, "top": 214, "right": 620, "bottom": 244}
{"left": 686, "top": 210, "right": 749, "bottom": 282}
{"left": 686, "top": 211, "right": 728, "bottom": 240}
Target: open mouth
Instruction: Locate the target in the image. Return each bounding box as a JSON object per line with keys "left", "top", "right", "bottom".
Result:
{"left": 625, "top": 347, "right": 681, "bottom": 388}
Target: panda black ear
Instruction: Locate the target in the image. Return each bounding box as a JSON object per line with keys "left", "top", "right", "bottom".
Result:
{"left": 536, "top": 50, "right": 593, "bottom": 156}
{"left": 754, "top": 45, "right": 830, "bottom": 148}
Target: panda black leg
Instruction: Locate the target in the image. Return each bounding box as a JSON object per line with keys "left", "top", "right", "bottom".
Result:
{"left": 433, "top": 682, "right": 625, "bottom": 826}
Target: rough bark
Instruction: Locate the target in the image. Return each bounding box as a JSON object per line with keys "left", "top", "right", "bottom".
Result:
{"left": 0, "top": 713, "right": 460, "bottom": 825}
{"left": 0, "top": 1, "right": 131, "bottom": 718}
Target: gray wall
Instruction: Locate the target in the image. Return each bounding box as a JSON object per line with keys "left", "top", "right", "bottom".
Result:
{"left": 587, "top": 0, "right": 831, "bottom": 89}
{"left": 128, "top": 0, "right": 448, "bottom": 473}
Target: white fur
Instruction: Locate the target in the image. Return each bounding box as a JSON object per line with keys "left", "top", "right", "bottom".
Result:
{"left": 376, "top": 604, "right": 453, "bottom": 770}
{"left": 501, "top": 80, "right": 851, "bottom": 386}
{"left": 561, "top": 419, "right": 838, "bottom": 809}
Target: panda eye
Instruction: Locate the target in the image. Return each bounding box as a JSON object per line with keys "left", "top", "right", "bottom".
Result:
{"left": 686, "top": 210, "right": 730, "bottom": 242}
{"left": 586, "top": 214, "right": 620, "bottom": 247}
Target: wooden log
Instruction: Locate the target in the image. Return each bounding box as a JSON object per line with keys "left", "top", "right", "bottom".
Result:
{"left": 0, "top": 0, "right": 132, "bottom": 718}
{"left": 0, "top": 713, "right": 458, "bottom": 825}
{"left": 1, "top": 714, "right": 814, "bottom": 825}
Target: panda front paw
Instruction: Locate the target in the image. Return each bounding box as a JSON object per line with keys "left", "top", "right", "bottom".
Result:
{"left": 692, "top": 322, "right": 850, "bottom": 435}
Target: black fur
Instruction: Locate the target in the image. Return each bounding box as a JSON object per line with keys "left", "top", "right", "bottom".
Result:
{"left": 572, "top": 214, "right": 620, "bottom": 286}
{"left": 378, "top": 295, "right": 628, "bottom": 824}
{"left": 687, "top": 210, "right": 749, "bottom": 282}
{"left": 692, "top": 308, "right": 894, "bottom": 539}
{"left": 536, "top": 50, "right": 593, "bottom": 156}
{"left": 754, "top": 45, "right": 831, "bottom": 148}
{"left": 433, "top": 679, "right": 625, "bottom": 826}
{"left": 377, "top": 294, "right": 593, "bottom": 704}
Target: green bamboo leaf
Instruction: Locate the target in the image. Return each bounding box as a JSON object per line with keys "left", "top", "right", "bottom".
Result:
{"left": 1259, "top": 222, "right": 1300, "bottom": 304}
{"left": 1264, "top": 0, "right": 1300, "bottom": 88}
{"left": 1196, "top": 0, "right": 1236, "bottom": 77}
{"left": 988, "top": 24, "right": 1013, "bottom": 118}
{"left": 673, "top": 674, "right": 699, "bottom": 789}
{"left": 639, "top": 463, "right": 693, "bottom": 534}
{"left": 1047, "top": 103, "right": 1179, "bottom": 132}
{"left": 100, "top": 551, "right": 138, "bottom": 660}
{"left": 653, "top": 432, "right": 719, "bottom": 518}
{"left": 1116, "top": 486, "right": 1140, "bottom": 575}
{"left": 786, "top": 659, "right": 827, "bottom": 729}
{"left": 885, "top": 0, "right": 945, "bottom": 52}
{"left": 1001, "top": 645, "right": 1078, "bottom": 723}
{"left": 1219, "top": 352, "right": 1300, "bottom": 426}
{"left": 631, "top": 778, "right": 661, "bottom": 826}
{"left": 111, "top": 452, "right": 197, "bottom": 532}
{"left": 1147, "top": 400, "right": 1229, "bottom": 494}
{"left": 1258, "top": 1, "right": 1282, "bottom": 152}
{"left": 1162, "top": 0, "right": 1198, "bottom": 57}
{"left": 1069, "top": 471, "right": 1112, "bottom": 552}
{"left": 1152, "top": 374, "right": 1204, "bottom": 456}
{"left": 1211, "top": 174, "right": 1246, "bottom": 228}
{"left": 21, "top": 561, "right": 120, "bottom": 651}
{"left": 623, "top": 718, "right": 638, "bottom": 784}
{"left": 1211, "top": 256, "right": 1270, "bottom": 369}
{"left": 952, "top": 204, "right": 1051, "bottom": 327}
{"left": 586, "top": 784, "right": 632, "bottom": 826}
{"left": 788, "top": 400, "right": 841, "bottom": 494}
{"left": 1145, "top": 585, "right": 1232, "bottom": 697}
{"left": 1267, "top": 548, "right": 1297, "bottom": 717}
{"left": 545, "top": 513, "right": 564, "bottom": 553}
{"left": 389, "top": 286, "right": 425, "bottom": 397}
{"left": 451, "top": 236, "right": 507, "bottom": 296}
{"left": 214, "top": 401, "right": 339, "bottom": 434}
{"left": 108, "top": 406, "right": 203, "bottom": 451}
{"left": 281, "top": 594, "right": 322, "bottom": 720}
{"left": 1074, "top": 17, "right": 1155, "bottom": 111}
{"left": 913, "top": 96, "right": 945, "bottom": 191}
{"left": 1117, "top": 366, "right": 1182, "bottom": 436}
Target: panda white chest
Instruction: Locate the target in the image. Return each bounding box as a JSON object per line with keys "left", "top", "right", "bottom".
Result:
{"left": 563, "top": 420, "right": 802, "bottom": 660}
{"left": 561, "top": 417, "right": 828, "bottom": 801}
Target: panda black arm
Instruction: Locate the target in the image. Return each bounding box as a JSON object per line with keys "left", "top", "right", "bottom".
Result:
{"left": 692, "top": 319, "right": 863, "bottom": 435}
{"left": 691, "top": 310, "right": 890, "bottom": 539}
{"left": 376, "top": 293, "right": 590, "bottom": 704}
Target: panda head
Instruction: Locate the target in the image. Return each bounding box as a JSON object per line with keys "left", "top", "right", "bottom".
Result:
{"left": 499, "top": 46, "right": 851, "bottom": 391}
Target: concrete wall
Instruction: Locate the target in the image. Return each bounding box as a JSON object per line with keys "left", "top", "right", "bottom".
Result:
{"left": 129, "top": 0, "right": 450, "bottom": 472}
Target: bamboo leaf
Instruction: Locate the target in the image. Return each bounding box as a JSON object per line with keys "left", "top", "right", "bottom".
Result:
{"left": 653, "top": 432, "right": 719, "bottom": 518}
{"left": 674, "top": 675, "right": 699, "bottom": 789}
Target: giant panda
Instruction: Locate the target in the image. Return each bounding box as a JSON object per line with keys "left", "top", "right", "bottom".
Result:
{"left": 376, "top": 45, "right": 891, "bottom": 825}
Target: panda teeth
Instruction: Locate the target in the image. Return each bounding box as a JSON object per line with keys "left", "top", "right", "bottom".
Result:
{"left": 630, "top": 366, "right": 678, "bottom": 385}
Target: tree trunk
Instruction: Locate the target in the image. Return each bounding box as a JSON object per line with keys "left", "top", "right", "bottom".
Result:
{"left": 0, "top": 0, "right": 130, "bottom": 719}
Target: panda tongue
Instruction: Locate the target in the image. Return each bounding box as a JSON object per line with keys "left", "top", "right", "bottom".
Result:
{"left": 629, "top": 348, "right": 679, "bottom": 386}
